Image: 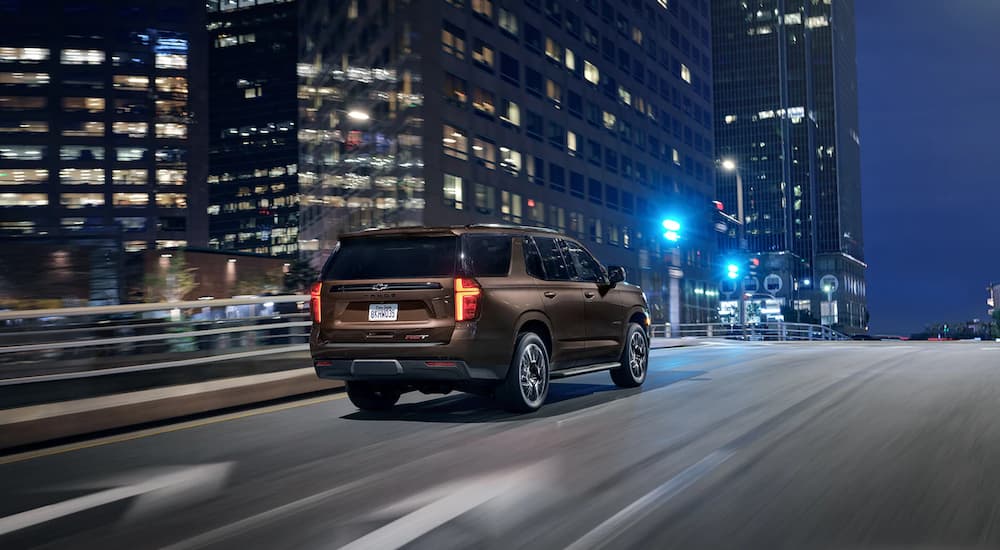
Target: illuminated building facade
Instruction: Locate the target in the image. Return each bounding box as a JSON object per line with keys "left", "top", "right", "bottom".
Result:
{"left": 0, "top": 0, "right": 207, "bottom": 251}
{"left": 206, "top": 0, "right": 300, "bottom": 256}
{"left": 712, "top": 0, "right": 866, "bottom": 330}
{"left": 299, "top": 0, "right": 719, "bottom": 324}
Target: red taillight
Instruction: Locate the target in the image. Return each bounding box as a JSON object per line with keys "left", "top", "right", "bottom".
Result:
{"left": 309, "top": 282, "right": 322, "bottom": 324}
{"left": 454, "top": 277, "right": 481, "bottom": 321}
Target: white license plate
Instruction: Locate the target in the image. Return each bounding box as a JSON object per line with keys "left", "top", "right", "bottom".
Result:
{"left": 368, "top": 303, "right": 399, "bottom": 321}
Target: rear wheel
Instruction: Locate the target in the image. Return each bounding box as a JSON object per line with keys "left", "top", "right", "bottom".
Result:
{"left": 611, "top": 323, "right": 648, "bottom": 388}
{"left": 496, "top": 332, "right": 549, "bottom": 413}
{"left": 346, "top": 381, "right": 401, "bottom": 411}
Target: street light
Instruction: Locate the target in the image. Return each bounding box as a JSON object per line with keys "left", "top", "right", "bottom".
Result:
{"left": 660, "top": 218, "right": 683, "bottom": 336}
{"left": 346, "top": 109, "right": 370, "bottom": 121}
{"left": 719, "top": 158, "right": 745, "bottom": 249}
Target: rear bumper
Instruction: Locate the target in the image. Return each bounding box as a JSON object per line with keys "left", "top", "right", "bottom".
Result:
{"left": 314, "top": 359, "right": 500, "bottom": 381}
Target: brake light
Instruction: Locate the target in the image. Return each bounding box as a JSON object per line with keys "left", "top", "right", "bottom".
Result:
{"left": 454, "top": 278, "right": 481, "bottom": 321}
{"left": 309, "top": 282, "right": 322, "bottom": 324}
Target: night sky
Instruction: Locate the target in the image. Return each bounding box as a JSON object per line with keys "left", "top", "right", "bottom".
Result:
{"left": 855, "top": 0, "right": 1000, "bottom": 334}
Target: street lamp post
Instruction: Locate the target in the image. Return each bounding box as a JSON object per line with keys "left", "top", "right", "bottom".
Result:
{"left": 720, "top": 159, "right": 746, "bottom": 250}
{"left": 662, "top": 219, "right": 682, "bottom": 337}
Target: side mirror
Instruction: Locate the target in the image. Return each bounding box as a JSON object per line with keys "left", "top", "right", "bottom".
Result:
{"left": 608, "top": 265, "right": 626, "bottom": 285}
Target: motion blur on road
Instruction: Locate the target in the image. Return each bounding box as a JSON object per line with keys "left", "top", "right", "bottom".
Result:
{"left": 4, "top": 341, "right": 1000, "bottom": 549}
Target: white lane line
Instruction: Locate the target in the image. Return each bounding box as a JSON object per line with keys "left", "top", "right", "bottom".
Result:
{"left": 337, "top": 462, "right": 548, "bottom": 550}
{"left": 564, "top": 449, "right": 733, "bottom": 550}
{"left": 0, "top": 463, "right": 232, "bottom": 536}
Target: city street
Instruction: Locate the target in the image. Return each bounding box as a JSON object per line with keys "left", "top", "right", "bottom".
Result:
{"left": 3, "top": 342, "right": 1000, "bottom": 549}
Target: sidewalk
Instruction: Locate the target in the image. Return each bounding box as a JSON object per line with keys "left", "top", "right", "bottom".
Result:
{"left": 650, "top": 337, "right": 702, "bottom": 349}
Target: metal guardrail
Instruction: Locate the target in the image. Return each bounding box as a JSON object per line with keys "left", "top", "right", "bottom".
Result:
{"left": 673, "top": 322, "right": 849, "bottom": 341}
{"left": 0, "top": 295, "right": 312, "bottom": 384}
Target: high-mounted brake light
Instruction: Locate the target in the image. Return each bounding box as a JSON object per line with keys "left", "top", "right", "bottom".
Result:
{"left": 454, "top": 278, "right": 481, "bottom": 321}
{"left": 309, "top": 282, "right": 322, "bottom": 324}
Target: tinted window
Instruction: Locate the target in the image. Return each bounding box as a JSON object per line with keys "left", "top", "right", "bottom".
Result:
{"left": 463, "top": 235, "right": 512, "bottom": 276}
{"left": 533, "top": 237, "right": 570, "bottom": 280}
{"left": 323, "top": 237, "right": 457, "bottom": 279}
{"left": 523, "top": 237, "right": 545, "bottom": 279}
{"left": 561, "top": 239, "right": 605, "bottom": 282}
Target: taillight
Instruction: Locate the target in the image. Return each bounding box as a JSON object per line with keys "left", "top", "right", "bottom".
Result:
{"left": 454, "top": 278, "right": 481, "bottom": 321}
{"left": 309, "top": 282, "right": 322, "bottom": 324}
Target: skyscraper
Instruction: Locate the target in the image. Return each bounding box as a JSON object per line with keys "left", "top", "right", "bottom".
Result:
{"left": 0, "top": 0, "right": 207, "bottom": 251}
{"left": 712, "top": 0, "right": 866, "bottom": 330}
{"left": 206, "top": 0, "right": 300, "bottom": 257}
{"left": 298, "top": 0, "right": 719, "bottom": 325}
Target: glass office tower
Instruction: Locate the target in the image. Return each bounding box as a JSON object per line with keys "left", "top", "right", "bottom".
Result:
{"left": 712, "top": 0, "right": 866, "bottom": 330}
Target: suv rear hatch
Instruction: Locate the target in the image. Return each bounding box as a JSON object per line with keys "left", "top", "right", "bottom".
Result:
{"left": 314, "top": 232, "right": 511, "bottom": 345}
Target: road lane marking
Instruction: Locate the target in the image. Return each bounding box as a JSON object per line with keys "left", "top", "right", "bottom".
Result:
{"left": 0, "top": 392, "right": 347, "bottom": 466}
{"left": 564, "top": 450, "right": 734, "bottom": 550}
{"left": 0, "top": 462, "right": 232, "bottom": 536}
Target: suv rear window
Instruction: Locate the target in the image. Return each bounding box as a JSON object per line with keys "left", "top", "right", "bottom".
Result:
{"left": 322, "top": 236, "right": 458, "bottom": 279}
{"left": 462, "top": 235, "right": 512, "bottom": 276}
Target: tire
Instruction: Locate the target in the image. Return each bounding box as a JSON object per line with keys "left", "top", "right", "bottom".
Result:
{"left": 611, "top": 323, "right": 649, "bottom": 388}
{"left": 496, "top": 332, "right": 550, "bottom": 413}
{"left": 346, "top": 381, "right": 401, "bottom": 411}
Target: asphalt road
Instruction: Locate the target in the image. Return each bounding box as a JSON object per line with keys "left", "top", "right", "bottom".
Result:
{"left": 3, "top": 341, "right": 1000, "bottom": 549}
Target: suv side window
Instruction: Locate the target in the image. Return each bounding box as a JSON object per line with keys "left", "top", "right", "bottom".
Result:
{"left": 560, "top": 239, "right": 606, "bottom": 283}
{"left": 533, "top": 236, "right": 571, "bottom": 280}
{"left": 523, "top": 237, "right": 546, "bottom": 279}
{"left": 463, "top": 234, "right": 513, "bottom": 276}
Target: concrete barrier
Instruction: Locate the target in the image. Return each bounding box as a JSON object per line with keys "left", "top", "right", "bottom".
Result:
{"left": 0, "top": 368, "right": 342, "bottom": 451}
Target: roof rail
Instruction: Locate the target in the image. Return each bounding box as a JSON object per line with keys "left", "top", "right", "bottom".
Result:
{"left": 464, "top": 223, "right": 559, "bottom": 234}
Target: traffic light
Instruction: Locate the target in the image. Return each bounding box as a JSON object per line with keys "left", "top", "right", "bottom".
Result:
{"left": 726, "top": 263, "right": 740, "bottom": 280}
{"left": 662, "top": 219, "right": 681, "bottom": 242}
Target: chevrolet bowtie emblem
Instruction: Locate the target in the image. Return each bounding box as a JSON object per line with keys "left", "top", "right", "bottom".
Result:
{"left": 372, "top": 283, "right": 389, "bottom": 291}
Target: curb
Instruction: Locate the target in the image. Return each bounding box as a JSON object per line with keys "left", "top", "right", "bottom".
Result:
{"left": 0, "top": 368, "right": 342, "bottom": 451}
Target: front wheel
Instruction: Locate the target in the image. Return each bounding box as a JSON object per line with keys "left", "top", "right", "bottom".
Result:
{"left": 496, "top": 332, "right": 549, "bottom": 413}
{"left": 346, "top": 381, "right": 401, "bottom": 411}
{"left": 611, "top": 323, "right": 648, "bottom": 388}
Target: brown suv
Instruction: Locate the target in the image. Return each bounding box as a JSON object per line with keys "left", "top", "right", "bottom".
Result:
{"left": 309, "top": 225, "right": 650, "bottom": 413}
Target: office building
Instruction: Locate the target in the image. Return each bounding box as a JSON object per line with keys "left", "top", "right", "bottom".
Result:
{"left": 298, "top": 0, "right": 718, "bottom": 324}
{"left": 712, "top": 0, "right": 867, "bottom": 330}
{"left": 0, "top": 0, "right": 208, "bottom": 251}
{"left": 206, "top": 0, "right": 300, "bottom": 256}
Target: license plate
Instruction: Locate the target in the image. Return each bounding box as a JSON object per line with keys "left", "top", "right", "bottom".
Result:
{"left": 368, "top": 303, "right": 398, "bottom": 321}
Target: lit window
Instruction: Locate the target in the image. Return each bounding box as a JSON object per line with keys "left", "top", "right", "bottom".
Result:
{"left": 157, "top": 169, "right": 186, "bottom": 186}
{"left": 500, "top": 99, "right": 520, "bottom": 126}
{"left": 806, "top": 15, "right": 829, "bottom": 28}
{"left": 61, "top": 49, "right": 105, "bottom": 65}
{"left": 545, "top": 38, "right": 561, "bottom": 62}
{"left": 724, "top": 114, "right": 737, "bottom": 124}
{"left": 472, "top": 40, "right": 495, "bottom": 68}
{"left": 1, "top": 96, "right": 46, "bottom": 110}
{"left": 155, "top": 77, "right": 188, "bottom": 94}
{"left": 0, "top": 169, "right": 47, "bottom": 185}
{"left": 472, "top": 87, "right": 496, "bottom": 116}
{"left": 155, "top": 123, "right": 187, "bottom": 139}
{"left": 584, "top": 61, "right": 599, "bottom": 85}
{"left": 62, "top": 121, "right": 105, "bottom": 137}
{"left": 567, "top": 130, "right": 578, "bottom": 155}
{"left": 112, "top": 121, "right": 148, "bottom": 138}
{"left": 499, "top": 8, "right": 518, "bottom": 35}
{"left": 631, "top": 27, "right": 642, "bottom": 45}
{"left": 500, "top": 190, "right": 522, "bottom": 222}
{"left": 113, "top": 75, "right": 149, "bottom": 91}
{"left": 617, "top": 86, "right": 632, "bottom": 105}
{"left": 443, "top": 173, "right": 463, "bottom": 209}
{"left": 444, "top": 72, "right": 467, "bottom": 104}
{"left": 244, "top": 86, "right": 262, "bottom": 99}
{"left": 60, "top": 146, "right": 103, "bottom": 161}
{"left": 784, "top": 13, "right": 802, "bottom": 25}
{"left": 442, "top": 124, "right": 468, "bottom": 160}
{"left": 112, "top": 193, "right": 148, "bottom": 207}
{"left": 528, "top": 198, "right": 544, "bottom": 224}
{"left": 499, "top": 146, "right": 521, "bottom": 175}
{"left": 61, "top": 193, "right": 104, "bottom": 208}
{"left": 472, "top": 137, "right": 496, "bottom": 169}
{"left": 115, "top": 148, "right": 147, "bottom": 162}
{"left": 442, "top": 25, "right": 466, "bottom": 59}
{"left": 156, "top": 193, "right": 187, "bottom": 208}
{"left": 115, "top": 217, "right": 146, "bottom": 231}
{"left": 472, "top": 0, "right": 492, "bottom": 18}
{"left": 602, "top": 111, "right": 616, "bottom": 130}
{"left": 0, "top": 72, "right": 49, "bottom": 86}
{"left": 112, "top": 169, "right": 147, "bottom": 185}
{"left": 564, "top": 48, "right": 576, "bottom": 71}
{"left": 60, "top": 168, "right": 104, "bottom": 185}
{"left": 0, "top": 47, "right": 49, "bottom": 63}
{"left": 0, "top": 193, "right": 47, "bottom": 206}
{"left": 546, "top": 79, "right": 562, "bottom": 105}
{"left": 155, "top": 54, "right": 187, "bottom": 69}
{"left": 681, "top": 64, "right": 692, "bottom": 84}
{"left": 672, "top": 148, "right": 680, "bottom": 165}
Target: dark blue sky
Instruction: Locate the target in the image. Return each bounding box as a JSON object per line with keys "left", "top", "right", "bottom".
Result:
{"left": 855, "top": 1, "right": 1000, "bottom": 334}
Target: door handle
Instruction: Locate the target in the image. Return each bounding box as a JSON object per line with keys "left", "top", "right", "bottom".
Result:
{"left": 544, "top": 291, "right": 557, "bottom": 298}
{"left": 584, "top": 291, "right": 596, "bottom": 299}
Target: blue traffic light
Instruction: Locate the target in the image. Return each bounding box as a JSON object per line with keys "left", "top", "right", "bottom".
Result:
{"left": 726, "top": 263, "right": 740, "bottom": 279}
{"left": 662, "top": 219, "right": 681, "bottom": 242}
